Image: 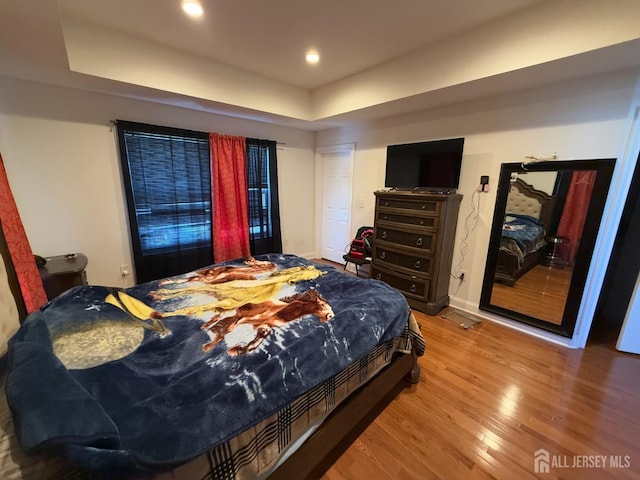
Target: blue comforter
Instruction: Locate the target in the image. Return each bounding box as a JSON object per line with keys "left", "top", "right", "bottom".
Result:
{"left": 502, "top": 214, "right": 545, "bottom": 250}
{"left": 6, "top": 254, "right": 412, "bottom": 477}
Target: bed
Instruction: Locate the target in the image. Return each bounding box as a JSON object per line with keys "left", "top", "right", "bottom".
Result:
{"left": 0, "top": 229, "right": 423, "bottom": 479}
{"left": 494, "top": 178, "right": 555, "bottom": 286}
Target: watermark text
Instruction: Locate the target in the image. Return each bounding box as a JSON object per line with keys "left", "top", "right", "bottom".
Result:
{"left": 534, "top": 449, "right": 631, "bottom": 473}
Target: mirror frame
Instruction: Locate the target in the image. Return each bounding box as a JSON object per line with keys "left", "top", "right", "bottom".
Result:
{"left": 479, "top": 159, "right": 616, "bottom": 337}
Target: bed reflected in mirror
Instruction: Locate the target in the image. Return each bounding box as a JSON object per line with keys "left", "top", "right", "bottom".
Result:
{"left": 480, "top": 160, "right": 615, "bottom": 337}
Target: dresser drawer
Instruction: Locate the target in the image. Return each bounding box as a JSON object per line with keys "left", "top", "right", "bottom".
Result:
{"left": 376, "top": 210, "right": 438, "bottom": 231}
{"left": 373, "top": 246, "right": 432, "bottom": 277}
{"left": 375, "top": 223, "right": 434, "bottom": 252}
{"left": 373, "top": 190, "right": 462, "bottom": 315}
{"left": 376, "top": 197, "right": 440, "bottom": 214}
{"left": 371, "top": 265, "right": 430, "bottom": 301}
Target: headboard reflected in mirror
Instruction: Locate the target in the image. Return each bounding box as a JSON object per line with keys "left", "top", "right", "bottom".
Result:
{"left": 505, "top": 177, "right": 555, "bottom": 227}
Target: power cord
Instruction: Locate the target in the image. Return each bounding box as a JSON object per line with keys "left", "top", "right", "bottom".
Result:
{"left": 451, "top": 189, "right": 480, "bottom": 282}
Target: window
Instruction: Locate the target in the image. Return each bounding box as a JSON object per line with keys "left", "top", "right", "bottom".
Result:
{"left": 117, "top": 121, "right": 213, "bottom": 282}
{"left": 117, "top": 123, "right": 282, "bottom": 282}
{"left": 246, "top": 139, "right": 282, "bottom": 255}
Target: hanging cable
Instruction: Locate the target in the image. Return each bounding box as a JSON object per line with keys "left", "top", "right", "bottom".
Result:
{"left": 451, "top": 189, "right": 480, "bottom": 281}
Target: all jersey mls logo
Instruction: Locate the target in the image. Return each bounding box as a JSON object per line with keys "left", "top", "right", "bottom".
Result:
{"left": 534, "top": 449, "right": 549, "bottom": 473}
{"left": 534, "top": 448, "right": 631, "bottom": 473}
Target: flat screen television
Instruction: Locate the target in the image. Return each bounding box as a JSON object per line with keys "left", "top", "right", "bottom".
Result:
{"left": 384, "top": 137, "right": 464, "bottom": 191}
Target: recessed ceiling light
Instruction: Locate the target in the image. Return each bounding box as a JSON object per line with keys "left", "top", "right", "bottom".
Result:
{"left": 306, "top": 51, "right": 320, "bottom": 64}
{"left": 182, "top": 0, "right": 203, "bottom": 17}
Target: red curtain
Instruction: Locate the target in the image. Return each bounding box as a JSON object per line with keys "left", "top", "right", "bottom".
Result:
{"left": 556, "top": 170, "right": 596, "bottom": 266}
{"left": 0, "top": 153, "right": 47, "bottom": 312}
{"left": 210, "top": 133, "right": 251, "bottom": 262}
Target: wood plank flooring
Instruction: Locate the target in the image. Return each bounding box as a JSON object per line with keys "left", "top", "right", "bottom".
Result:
{"left": 489, "top": 265, "right": 573, "bottom": 325}
{"left": 322, "top": 308, "right": 640, "bottom": 480}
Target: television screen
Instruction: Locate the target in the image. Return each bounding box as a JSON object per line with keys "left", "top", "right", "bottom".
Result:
{"left": 384, "top": 137, "right": 464, "bottom": 190}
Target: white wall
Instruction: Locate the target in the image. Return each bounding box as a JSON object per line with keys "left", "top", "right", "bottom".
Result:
{"left": 317, "top": 69, "right": 640, "bottom": 344}
{"left": 1, "top": 69, "right": 638, "bottom": 345}
{"left": 0, "top": 76, "right": 316, "bottom": 287}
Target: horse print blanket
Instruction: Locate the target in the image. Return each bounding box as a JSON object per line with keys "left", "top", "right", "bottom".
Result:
{"left": 6, "top": 254, "right": 415, "bottom": 476}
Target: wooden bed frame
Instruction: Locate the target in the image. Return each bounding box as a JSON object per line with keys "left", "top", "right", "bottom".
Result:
{"left": 270, "top": 353, "right": 418, "bottom": 479}
{"left": 494, "top": 178, "right": 555, "bottom": 286}
{"left": 0, "top": 222, "right": 420, "bottom": 479}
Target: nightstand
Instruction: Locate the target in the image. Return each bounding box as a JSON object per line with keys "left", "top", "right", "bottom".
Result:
{"left": 543, "top": 236, "right": 569, "bottom": 268}
{"left": 39, "top": 253, "right": 88, "bottom": 300}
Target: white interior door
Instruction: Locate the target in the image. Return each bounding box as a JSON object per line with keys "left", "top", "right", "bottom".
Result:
{"left": 617, "top": 273, "right": 640, "bottom": 354}
{"left": 320, "top": 148, "right": 353, "bottom": 264}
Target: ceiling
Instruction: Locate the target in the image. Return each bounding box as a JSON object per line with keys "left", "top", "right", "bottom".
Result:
{"left": 1, "top": 0, "right": 640, "bottom": 130}
{"left": 57, "top": 0, "right": 544, "bottom": 90}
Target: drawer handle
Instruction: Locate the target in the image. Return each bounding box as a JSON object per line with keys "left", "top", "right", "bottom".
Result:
{"left": 376, "top": 273, "right": 382, "bottom": 280}
{"left": 416, "top": 237, "right": 423, "bottom": 246}
{"left": 383, "top": 215, "right": 388, "bottom": 220}
{"left": 414, "top": 260, "right": 421, "bottom": 269}
{"left": 380, "top": 251, "right": 386, "bottom": 260}
{"left": 410, "top": 284, "right": 417, "bottom": 293}
{"left": 384, "top": 201, "right": 389, "bottom": 207}
{"left": 421, "top": 204, "right": 426, "bottom": 210}
{"left": 419, "top": 219, "right": 425, "bottom": 225}
{"left": 381, "top": 231, "right": 387, "bottom": 239}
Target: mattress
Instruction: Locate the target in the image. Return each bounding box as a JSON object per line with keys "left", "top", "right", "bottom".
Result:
{"left": 4, "top": 254, "right": 423, "bottom": 478}
{"left": 1, "top": 319, "right": 422, "bottom": 480}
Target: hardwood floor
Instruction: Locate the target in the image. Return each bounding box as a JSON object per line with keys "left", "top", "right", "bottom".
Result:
{"left": 322, "top": 308, "right": 640, "bottom": 480}
{"left": 490, "top": 265, "right": 573, "bottom": 325}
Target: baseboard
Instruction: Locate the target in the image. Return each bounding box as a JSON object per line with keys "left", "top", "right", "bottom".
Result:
{"left": 294, "top": 251, "right": 317, "bottom": 260}
{"left": 449, "top": 297, "right": 574, "bottom": 348}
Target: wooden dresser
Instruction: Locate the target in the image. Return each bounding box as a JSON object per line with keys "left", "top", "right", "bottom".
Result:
{"left": 371, "top": 190, "right": 462, "bottom": 315}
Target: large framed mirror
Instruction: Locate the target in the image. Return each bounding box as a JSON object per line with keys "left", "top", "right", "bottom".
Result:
{"left": 480, "top": 159, "right": 616, "bottom": 337}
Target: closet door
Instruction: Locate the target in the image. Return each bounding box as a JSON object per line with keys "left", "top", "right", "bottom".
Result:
{"left": 317, "top": 145, "right": 354, "bottom": 264}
